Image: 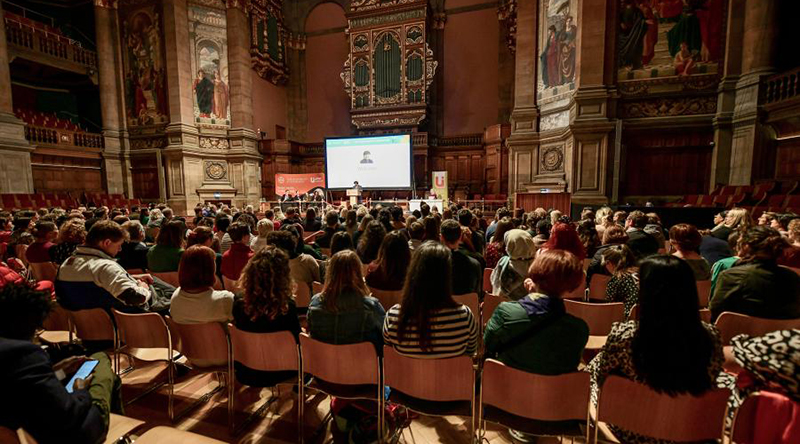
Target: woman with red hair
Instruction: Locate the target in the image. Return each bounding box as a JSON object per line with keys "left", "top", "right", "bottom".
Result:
{"left": 540, "top": 222, "right": 587, "bottom": 261}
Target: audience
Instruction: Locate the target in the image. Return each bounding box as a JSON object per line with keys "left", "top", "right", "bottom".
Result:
{"left": 383, "top": 241, "right": 478, "bottom": 358}
{"left": 267, "top": 229, "right": 320, "bottom": 294}
{"left": 308, "top": 250, "right": 385, "bottom": 349}
{"left": 232, "top": 246, "right": 301, "bottom": 386}
{"left": 710, "top": 226, "right": 800, "bottom": 320}
{"left": 668, "top": 223, "right": 711, "bottom": 280}
{"left": 440, "top": 219, "right": 481, "bottom": 295}
{"left": 624, "top": 211, "right": 660, "bottom": 259}
{"left": 484, "top": 217, "right": 514, "bottom": 269}
{"left": 117, "top": 221, "right": 149, "bottom": 271}
{"left": 315, "top": 211, "right": 345, "bottom": 249}
{"left": 485, "top": 207, "right": 512, "bottom": 243}
{"left": 540, "top": 222, "right": 586, "bottom": 261}
{"left": 408, "top": 221, "right": 425, "bottom": 250}
{"left": 329, "top": 231, "right": 355, "bottom": 256}
{"left": 602, "top": 244, "right": 639, "bottom": 318}
{"left": 490, "top": 229, "right": 536, "bottom": 300}
{"left": 0, "top": 282, "right": 121, "bottom": 443}
{"left": 146, "top": 220, "right": 185, "bottom": 272}
{"left": 588, "top": 255, "right": 723, "bottom": 444}
{"left": 457, "top": 209, "right": 485, "bottom": 255}
{"left": 422, "top": 215, "right": 440, "bottom": 243}
{"left": 25, "top": 221, "right": 57, "bottom": 264}
{"left": 49, "top": 218, "right": 86, "bottom": 264}
{"left": 365, "top": 231, "right": 411, "bottom": 291}
{"left": 214, "top": 214, "right": 231, "bottom": 253}
{"left": 357, "top": 220, "right": 386, "bottom": 265}
{"left": 250, "top": 218, "right": 274, "bottom": 253}
{"left": 170, "top": 245, "right": 234, "bottom": 325}
{"left": 220, "top": 222, "right": 254, "bottom": 281}
{"left": 352, "top": 214, "right": 373, "bottom": 247}
{"left": 586, "top": 225, "right": 629, "bottom": 283}
{"left": 778, "top": 218, "right": 800, "bottom": 267}
{"left": 577, "top": 219, "right": 601, "bottom": 258}
{"left": 710, "top": 207, "right": 751, "bottom": 241}
{"left": 303, "top": 207, "right": 322, "bottom": 233}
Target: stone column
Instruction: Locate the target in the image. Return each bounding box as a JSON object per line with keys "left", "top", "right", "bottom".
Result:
{"left": 94, "top": 0, "right": 131, "bottom": 195}
{"left": 0, "top": 2, "right": 34, "bottom": 193}
{"left": 728, "top": 0, "right": 778, "bottom": 184}
{"left": 286, "top": 37, "right": 308, "bottom": 142}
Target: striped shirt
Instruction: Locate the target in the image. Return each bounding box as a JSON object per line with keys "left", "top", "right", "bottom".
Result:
{"left": 383, "top": 304, "right": 478, "bottom": 358}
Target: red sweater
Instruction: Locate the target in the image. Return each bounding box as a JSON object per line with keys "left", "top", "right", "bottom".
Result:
{"left": 221, "top": 243, "right": 254, "bottom": 280}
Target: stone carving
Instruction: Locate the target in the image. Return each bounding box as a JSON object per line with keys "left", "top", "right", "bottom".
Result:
{"left": 498, "top": 0, "right": 517, "bottom": 54}
{"left": 540, "top": 146, "right": 564, "bottom": 172}
{"left": 130, "top": 137, "right": 166, "bottom": 149}
{"left": 621, "top": 96, "right": 717, "bottom": 118}
{"left": 540, "top": 110, "right": 570, "bottom": 131}
{"left": 204, "top": 161, "right": 227, "bottom": 180}
{"left": 351, "top": 0, "right": 422, "bottom": 12}
{"left": 199, "top": 137, "right": 230, "bottom": 150}
{"left": 618, "top": 74, "right": 719, "bottom": 96}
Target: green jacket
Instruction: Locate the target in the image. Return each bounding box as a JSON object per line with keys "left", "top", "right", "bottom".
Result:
{"left": 484, "top": 294, "right": 589, "bottom": 375}
{"left": 710, "top": 259, "right": 800, "bottom": 320}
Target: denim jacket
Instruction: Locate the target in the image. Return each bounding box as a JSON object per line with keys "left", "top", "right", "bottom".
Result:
{"left": 307, "top": 291, "right": 386, "bottom": 351}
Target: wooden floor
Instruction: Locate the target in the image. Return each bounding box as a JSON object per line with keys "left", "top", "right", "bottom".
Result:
{"left": 119, "top": 359, "right": 582, "bottom": 444}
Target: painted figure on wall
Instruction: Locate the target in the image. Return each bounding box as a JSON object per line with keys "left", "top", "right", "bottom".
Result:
{"left": 122, "top": 9, "right": 168, "bottom": 126}
{"left": 189, "top": 6, "right": 230, "bottom": 124}
{"left": 539, "top": 0, "right": 577, "bottom": 89}
{"left": 617, "top": 0, "right": 724, "bottom": 80}
{"left": 193, "top": 70, "right": 214, "bottom": 117}
{"left": 559, "top": 16, "right": 577, "bottom": 84}
{"left": 541, "top": 26, "right": 560, "bottom": 87}
{"left": 212, "top": 71, "right": 229, "bottom": 119}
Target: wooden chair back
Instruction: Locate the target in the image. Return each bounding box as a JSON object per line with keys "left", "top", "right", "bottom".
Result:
{"left": 133, "top": 426, "right": 226, "bottom": 443}
{"left": 483, "top": 359, "right": 590, "bottom": 422}
{"left": 582, "top": 258, "right": 591, "bottom": 271}
{"left": 696, "top": 280, "right": 712, "bottom": 307}
{"left": 699, "top": 309, "right": 712, "bottom": 323}
{"left": 228, "top": 326, "right": 299, "bottom": 372}
{"left": 564, "top": 280, "right": 587, "bottom": 301}
{"left": 294, "top": 282, "right": 312, "bottom": 309}
{"left": 125, "top": 268, "right": 145, "bottom": 275}
{"left": 453, "top": 293, "right": 480, "bottom": 325}
{"left": 482, "top": 268, "right": 493, "bottom": 293}
{"left": 369, "top": 286, "right": 403, "bottom": 310}
{"left": 587, "top": 274, "right": 611, "bottom": 300}
{"left": 320, "top": 248, "right": 332, "bottom": 257}
{"left": 482, "top": 294, "right": 509, "bottom": 326}
{"left": 42, "top": 302, "right": 72, "bottom": 332}
{"left": 150, "top": 271, "right": 179, "bottom": 288}
{"left": 112, "top": 310, "right": 171, "bottom": 350}
{"left": 715, "top": 312, "right": 800, "bottom": 344}
{"left": 29, "top": 262, "right": 57, "bottom": 282}
{"left": 563, "top": 299, "right": 624, "bottom": 336}
{"left": 165, "top": 317, "right": 229, "bottom": 363}
{"left": 596, "top": 375, "right": 729, "bottom": 442}
{"left": 300, "top": 333, "right": 379, "bottom": 386}
{"left": 223, "top": 276, "right": 240, "bottom": 293}
{"left": 304, "top": 230, "right": 325, "bottom": 244}
{"left": 69, "top": 308, "right": 116, "bottom": 342}
{"left": 382, "top": 346, "right": 474, "bottom": 403}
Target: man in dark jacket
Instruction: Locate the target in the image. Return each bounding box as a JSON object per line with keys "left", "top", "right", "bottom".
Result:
{"left": 314, "top": 210, "right": 345, "bottom": 249}
{"left": 441, "top": 219, "right": 481, "bottom": 295}
{"left": 625, "top": 211, "right": 660, "bottom": 259}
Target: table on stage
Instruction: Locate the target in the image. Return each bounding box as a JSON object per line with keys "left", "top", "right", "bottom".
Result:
{"left": 408, "top": 199, "right": 444, "bottom": 212}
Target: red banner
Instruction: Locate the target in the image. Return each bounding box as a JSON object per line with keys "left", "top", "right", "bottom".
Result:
{"left": 275, "top": 173, "right": 326, "bottom": 196}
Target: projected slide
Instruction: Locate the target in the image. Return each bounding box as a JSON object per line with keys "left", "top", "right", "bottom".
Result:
{"left": 325, "top": 134, "right": 412, "bottom": 189}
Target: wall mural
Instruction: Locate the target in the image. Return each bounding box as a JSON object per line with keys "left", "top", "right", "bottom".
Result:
{"left": 536, "top": 0, "right": 577, "bottom": 106}
{"left": 121, "top": 3, "right": 169, "bottom": 126}
{"left": 188, "top": 4, "right": 230, "bottom": 126}
{"left": 617, "top": 0, "right": 724, "bottom": 81}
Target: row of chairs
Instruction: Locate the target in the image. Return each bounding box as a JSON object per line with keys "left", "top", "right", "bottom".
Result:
{"left": 42, "top": 305, "right": 788, "bottom": 443}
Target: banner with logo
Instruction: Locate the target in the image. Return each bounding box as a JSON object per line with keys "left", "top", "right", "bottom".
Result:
{"left": 431, "top": 171, "right": 448, "bottom": 204}
{"left": 275, "top": 173, "right": 326, "bottom": 196}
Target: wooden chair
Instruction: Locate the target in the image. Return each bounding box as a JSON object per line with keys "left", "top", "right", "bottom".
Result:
{"left": 228, "top": 326, "right": 300, "bottom": 435}
{"left": 304, "top": 230, "right": 325, "bottom": 244}
{"left": 729, "top": 391, "right": 800, "bottom": 444}
{"left": 319, "top": 247, "right": 332, "bottom": 257}
{"left": 300, "top": 334, "right": 383, "bottom": 441}
{"left": 369, "top": 286, "right": 403, "bottom": 310}
{"left": 482, "top": 294, "right": 509, "bottom": 326}
{"left": 28, "top": 261, "right": 57, "bottom": 282}
{"left": 587, "top": 274, "right": 611, "bottom": 300}
{"left": 112, "top": 310, "right": 175, "bottom": 410}
{"left": 595, "top": 375, "right": 730, "bottom": 443}
{"left": 150, "top": 271, "right": 179, "bottom": 288}
{"left": 130, "top": 426, "right": 226, "bottom": 443}
{"left": 40, "top": 302, "right": 73, "bottom": 344}
{"left": 480, "top": 360, "right": 590, "bottom": 441}
{"left": 482, "top": 268, "right": 493, "bottom": 293}
{"left": 563, "top": 299, "right": 624, "bottom": 350}
{"left": 68, "top": 308, "right": 118, "bottom": 364}
{"left": 629, "top": 305, "right": 713, "bottom": 324}
{"left": 0, "top": 414, "right": 145, "bottom": 444}
{"left": 383, "top": 346, "right": 476, "bottom": 439}
{"left": 696, "top": 280, "right": 712, "bottom": 307}
{"left": 294, "top": 282, "right": 312, "bottom": 309}
{"left": 164, "top": 317, "right": 231, "bottom": 424}
{"left": 564, "top": 280, "right": 587, "bottom": 301}
{"left": 125, "top": 268, "right": 145, "bottom": 275}
{"left": 312, "top": 281, "right": 324, "bottom": 295}
{"left": 582, "top": 258, "right": 591, "bottom": 271}
{"left": 223, "top": 276, "right": 240, "bottom": 293}
{"left": 453, "top": 293, "right": 481, "bottom": 330}
{"left": 715, "top": 312, "right": 800, "bottom": 344}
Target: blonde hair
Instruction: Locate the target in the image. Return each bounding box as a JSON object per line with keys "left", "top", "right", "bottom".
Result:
{"left": 725, "top": 208, "right": 752, "bottom": 231}
{"left": 256, "top": 218, "right": 274, "bottom": 237}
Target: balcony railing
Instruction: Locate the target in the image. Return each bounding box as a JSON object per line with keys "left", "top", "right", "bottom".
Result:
{"left": 765, "top": 67, "right": 800, "bottom": 105}
{"left": 4, "top": 14, "right": 98, "bottom": 70}
{"left": 24, "top": 125, "right": 104, "bottom": 149}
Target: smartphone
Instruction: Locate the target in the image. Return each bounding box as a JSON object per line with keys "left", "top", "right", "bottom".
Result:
{"left": 65, "top": 360, "right": 98, "bottom": 393}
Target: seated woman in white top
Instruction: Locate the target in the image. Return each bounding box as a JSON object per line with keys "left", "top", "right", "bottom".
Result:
{"left": 170, "top": 245, "right": 235, "bottom": 325}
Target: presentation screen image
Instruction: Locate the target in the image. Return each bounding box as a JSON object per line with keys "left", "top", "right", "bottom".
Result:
{"left": 325, "top": 134, "right": 412, "bottom": 189}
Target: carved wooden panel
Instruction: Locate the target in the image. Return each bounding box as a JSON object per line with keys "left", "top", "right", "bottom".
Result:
{"left": 130, "top": 154, "right": 160, "bottom": 199}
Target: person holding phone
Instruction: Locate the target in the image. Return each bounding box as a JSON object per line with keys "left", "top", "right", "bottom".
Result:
{"left": 0, "top": 281, "right": 121, "bottom": 443}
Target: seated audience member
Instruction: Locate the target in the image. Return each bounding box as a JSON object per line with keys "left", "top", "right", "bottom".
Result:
{"left": 264, "top": 208, "right": 281, "bottom": 231}
{"left": 710, "top": 207, "right": 751, "bottom": 241}
{"left": 0, "top": 216, "right": 12, "bottom": 243}
{"left": 485, "top": 207, "right": 512, "bottom": 243}
{"left": 282, "top": 207, "right": 302, "bottom": 227}
{"left": 594, "top": 207, "right": 614, "bottom": 240}
{"left": 490, "top": 229, "right": 536, "bottom": 300}
{"left": 357, "top": 221, "right": 387, "bottom": 265}
{"left": 343, "top": 209, "right": 359, "bottom": 239}
{"left": 422, "top": 215, "right": 440, "bottom": 243}
{"left": 710, "top": 226, "right": 800, "bottom": 320}
{"left": 624, "top": 211, "right": 660, "bottom": 259}
{"left": 365, "top": 231, "right": 411, "bottom": 291}
{"left": 146, "top": 220, "right": 186, "bottom": 272}
{"left": 220, "top": 222, "right": 254, "bottom": 281}
{"left": 352, "top": 214, "right": 372, "bottom": 247}
{"left": 533, "top": 219, "right": 551, "bottom": 249}
{"left": 577, "top": 219, "right": 601, "bottom": 258}
{"left": 709, "top": 232, "right": 740, "bottom": 298}
{"left": 602, "top": 244, "right": 639, "bottom": 318}
{"left": 315, "top": 210, "right": 345, "bottom": 249}
{"left": 699, "top": 232, "right": 734, "bottom": 266}
{"left": 485, "top": 218, "right": 514, "bottom": 269}
{"left": 267, "top": 229, "right": 320, "bottom": 294}
{"left": 485, "top": 249, "right": 588, "bottom": 373}
{"left": 587, "top": 225, "right": 629, "bottom": 283}
{"left": 25, "top": 221, "right": 57, "bottom": 264}
{"left": 389, "top": 206, "right": 405, "bottom": 231}
{"left": 214, "top": 214, "right": 231, "bottom": 253}
{"left": 383, "top": 241, "right": 478, "bottom": 358}
{"left": 170, "top": 245, "right": 234, "bottom": 325}
{"left": 643, "top": 213, "right": 667, "bottom": 247}
{"left": 779, "top": 218, "right": 800, "bottom": 268}
{"left": 458, "top": 209, "right": 484, "bottom": 254}
{"left": 250, "top": 218, "right": 274, "bottom": 253}
{"left": 440, "top": 219, "right": 481, "bottom": 295}
{"left": 232, "top": 247, "right": 301, "bottom": 386}
{"left": 588, "top": 255, "right": 723, "bottom": 444}
{"left": 308, "top": 250, "right": 385, "bottom": 349}
{"left": 56, "top": 221, "right": 169, "bottom": 313}
{"left": 0, "top": 282, "right": 121, "bottom": 443}
{"left": 408, "top": 221, "right": 425, "bottom": 251}
{"left": 49, "top": 219, "right": 86, "bottom": 265}
{"left": 117, "top": 221, "right": 149, "bottom": 271}
{"left": 330, "top": 231, "right": 354, "bottom": 255}
{"left": 669, "top": 223, "right": 711, "bottom": 280}
{"left": 540, "top": 222, "right": 587, "bottom": 261}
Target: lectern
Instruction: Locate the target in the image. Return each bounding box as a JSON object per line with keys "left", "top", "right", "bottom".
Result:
{"left": 346, "top": 188, "right": 361, "bottom": 206}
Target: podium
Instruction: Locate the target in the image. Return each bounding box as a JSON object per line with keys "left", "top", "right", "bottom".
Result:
{"left": 346, "top": 188, "right": 361, "bottom": 206}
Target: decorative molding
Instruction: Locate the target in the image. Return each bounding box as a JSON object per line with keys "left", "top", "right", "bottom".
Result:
{"left": 204, "top": 160, "right": 228, "bottom": 180}
{"left": 130, "top": 137, "right": 167, "bottom": 150}
{"left": 497, "top": 0, "right": 516, "bottom": 54}
{"left": 620, "top": 96, "right": 717, "bottom": 118}
{"left": 199, "top": 136, "right": 230, "bottom": 150}
{"left": 249, "top": 0, "right": 288, "bottom": 85}
{"left": 350, "top": 0, "right": 424, "bottom": 13}
{"left": 226, "top": 0, "right": 248, "bottom": 12}
{"left": 349, "top": 9, "right": 426, "bottom": 30}
{"left": 540, "top": 146, "right": 564, "bottom": 173}
{"left": 94, "top": 0, "right": 118, "bottom": 9}
{"left": 431, "top": 12, "right": 447, "bottom": 30}
{"left": 618, "top": 74, "right": 720, "bottom": 96}
{"left": 540, "top": 110, "right": 570, "bottom": 131}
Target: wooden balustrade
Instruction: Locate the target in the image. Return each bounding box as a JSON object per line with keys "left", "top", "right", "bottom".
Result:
{"left": 765, "top": 67, "right": 800, "bottom": 105}
{"left": 3, "top": 16, "right": 98, "bottom": 70}
{"left": 24, "top": 125, "right": 104, "bottom": 149}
